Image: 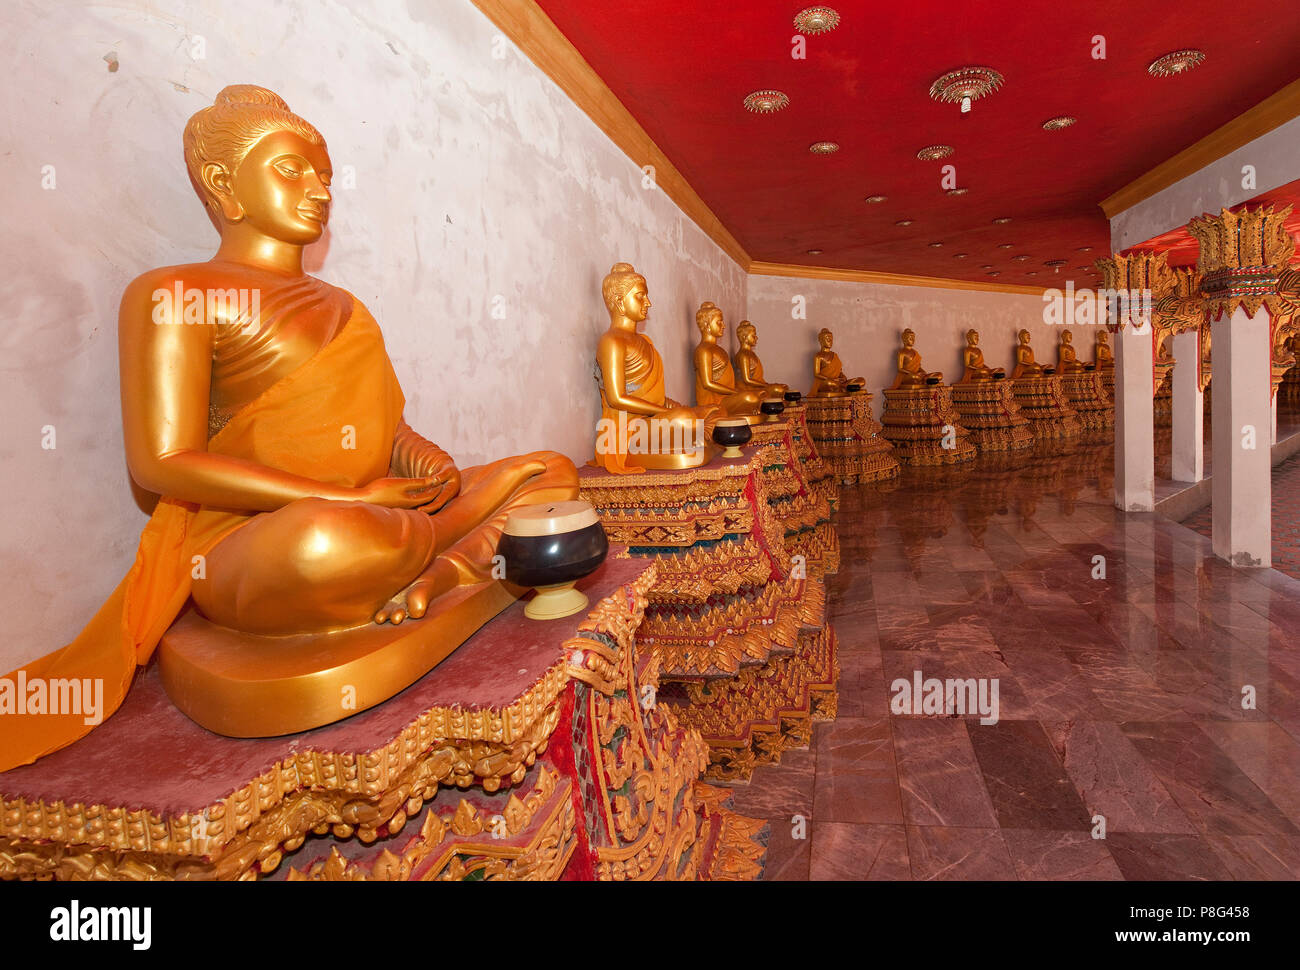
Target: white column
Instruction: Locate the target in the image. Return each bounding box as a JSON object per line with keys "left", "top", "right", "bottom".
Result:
{"left": 1211, "top": 305, "right": 1272, "bottom": 567}
{"left": 1114, "top": 325, "right": 1155, "bottom": 511}
{"left": 1170, "top": 328, "right": 1203, "bottom": 482}
{"left": 1272, "top": 394, "right": 1279, "bottom": 445}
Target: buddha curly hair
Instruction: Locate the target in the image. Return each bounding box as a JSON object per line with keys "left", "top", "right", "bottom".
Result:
{"left": 183, "top": 85, "right": 325, "bottom": 221}
{"left": 601, "top": 262, "right": 646, "bottom": 313}
{"left": 695, "top": 302, "right": 722, "bottom": 334}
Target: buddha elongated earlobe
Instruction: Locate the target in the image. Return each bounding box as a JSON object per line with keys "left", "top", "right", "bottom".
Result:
{"left": 201, "top": 161, "right": 244, "bottom": 223}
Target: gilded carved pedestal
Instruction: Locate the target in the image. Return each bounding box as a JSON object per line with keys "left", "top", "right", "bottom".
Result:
{"left": 880, "top": 384, "right": 978, "bottom": 465}
{"left": 804, "top": 393, "right": 901, "bottom": 483}
{"left": 950, "top": 381, "right": 1035, "bottom": 454}
{"left": 0, "top": 557, "right": 765, "bottom": 881}
{"left": 1060, "top": 370, "right": 1115, "bottom": 433}
{"left": 1010, "top": 376, "right": 1083, "bottom": 441}
{"left": 579, "top": 441, "right": 839, "bottom": 782}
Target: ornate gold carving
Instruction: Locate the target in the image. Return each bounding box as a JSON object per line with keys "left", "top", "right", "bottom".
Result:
{"left": 879, "top": 384, "right": 978, "bottom": 464}
{"left": 1009, "top": 376, "right": 1083, "bottom": 441}
{"left": 1189, "top": 205, "right": 1297, "bottom": 318}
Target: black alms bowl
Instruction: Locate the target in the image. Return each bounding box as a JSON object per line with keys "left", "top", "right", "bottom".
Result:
{"left": 712, "top": 420, "right": 753, "bottom": 449}
{"left": 761, "top": 398, "right": 786, "bottom": 416}
{"left": 845, "top": 382, "right": 864, "bottom": 393}
{"left": 925, "top": 375, "right": 942, "bottom": 386}
{"left": 783, "top": 390, "right": 802, "bottom": 403}
{"left": 497, "top": 503, "right": 609, "bottom": 590}
{"left": 1084, "top": 362, "right": 1096, "bottom": 371}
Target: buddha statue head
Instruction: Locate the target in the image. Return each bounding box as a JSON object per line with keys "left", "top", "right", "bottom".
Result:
{"left": 1061, "top": 328, "right": 1074, "bottom": 345}
{"left": 818, "top": 327, "right": 834, "bottom": 350}
{"left": 184, "top": 85, "right": 331, "bottom": 244}
{"left": 966, "top": 328, "right": 980, "bottom": 346}
{"left": 902, "top": 328, "right": 916, "bottom": 348}
{"left": 602, "top": 262, "right": 651, "bottom": 325}
{"left": 736, "top": 320, "right": 758, "bottom": 349}
{"left": 695, "top": 301, "right": 724, "bottom": 339}
{"left": 1018, "top": 328, "right": 1032, "bottom": 345}
{"left": 1097, "top": 330, "right": 1110, "bottom": 348}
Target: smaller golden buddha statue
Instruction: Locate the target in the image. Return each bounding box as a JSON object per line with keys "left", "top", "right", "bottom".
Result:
{"left": 810, "top": 328, "right": 865, "bottom": 397}
{"left": 1094, "top": 330, "right": 1114, "bottom": 369}
{"left": 958, "top": 329, "right": 1005, "bottom": 382}
{"left": 890, "top": 328, "right": 943, "bottom": 388}
{"left": 693, "top": 302, "right": 764, "bottom": 416}
{"left": 733, "top": 321, "right": 789, "bottom": 398}
{"left": 593, "top": 264, "right": 720, "bottom": 474}
{"left": 1011, "top": 329, "right": 1050, "bottom": 379}
{"left": 1057, "top": 329, "right": 1087, "bottom": 373}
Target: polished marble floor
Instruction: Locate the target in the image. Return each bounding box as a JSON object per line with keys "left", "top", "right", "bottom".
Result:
{"left": 1183, "top": 452, "right": 1300, "bottom": 582}
{"left": 722, "top": 439, "right": 1300, "bottom": 880}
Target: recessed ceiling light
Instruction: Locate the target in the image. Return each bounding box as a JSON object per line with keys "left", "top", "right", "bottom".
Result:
{"left": 809, "top": 141, "right": 840, "bottom": 154}
{"left": 1044, "top": 259, "right": 1067, "bottom": 268}
{"left": 929, "top": 66, "right": 1004, "bottom": 114}
{"left": 743, "top": 90, "right": 790, "bottom": 114}
{"left": 895, "top": 219, "right": 914, "bottom": 227}
{"left": 953, "top": 253, "right": 968, "bottom": 259}
{"left": 1042, "top": 116, "right": 1076, "bottom": 130}
{"left": 917, "top": 145, "right": 954, "bottom": 161}
{"left": 865, "top": 194, "right": 888, "bottom": 203}
{"left": 981, "top": 264, "right": 993, "bottom": 269}
{"left": 1012, "top": 254, "right": 1031, "bottom": 261}
{"left": 987, "top": 271, "right": 1001, "bottom": 277}
{"left": 1075, "top": 264, "right": 1092, "bottom": 270}
{"left": 1076, "top": 246, "right": 1093, "bottom": 252}
{"left": 946, "top": 187, "right": 969, "bottom": 196}
{"left": 997, "top": 243, "right": 1013, "bottom": 249}
{"left": 794, "top": 6, "right": 841, "bottom": 35}
{"left": 993, "top": 216, "right": 1012, "bottom": 224}
{"left": 1026, "top": 271, "right": 1038, "bottom": 276}
{"left": 929, "top": 241, "right": 944, "bottom": 247}
{"left": 1148, "top": 49, "right": 1206, "bottom": 77}
{"left": 807, "top": 249, "right": 823, "bottom": 255}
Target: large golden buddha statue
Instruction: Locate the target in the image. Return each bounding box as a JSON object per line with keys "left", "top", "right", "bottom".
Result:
{"left": 733, "top": 320, "right": 788, "bottom": 397}
{"left": 958, "top": 329, "right": 1005, "bottom": 382}
{"left": 1011, "top": 328, "right": 1050, "bottom": 378}
{"left": 1057, "top": 329, "right": 1087, "bottom": 373}
{"left": 592, "top": 263, "right": 720, "bottom": 474}
{"left": 889, "top": 328, "right": 943, "bottom": 388}
{"left": 810, "top": 328, "right": 864, "bottom": 397}
{"left": 693, "top": 302, "right": 763, "bottom": 416}
{"left": 1, "top": 85, "right": 578, "bottom": 767}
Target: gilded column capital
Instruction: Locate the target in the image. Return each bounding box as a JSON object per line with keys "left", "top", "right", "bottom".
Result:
{"left": 1189, "top": 205, "right": 1296, "bottom": 318}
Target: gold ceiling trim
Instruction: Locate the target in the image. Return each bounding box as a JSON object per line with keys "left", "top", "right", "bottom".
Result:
{"left": 1100, "top": 78, "right": 1300, "bottom": 219}
{"left": 467, "top": 0, "right": 750, "bottom": 267}
{"left": 749, "top": 261, "right": 1050, "bottom": 296}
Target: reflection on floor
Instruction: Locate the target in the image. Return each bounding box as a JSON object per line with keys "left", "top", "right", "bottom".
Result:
{"left": 718, "top": 437, "right": 1300, "bottom": 880}
{"left": 1183, "top": 453, "right": 1300, "bottom": 582}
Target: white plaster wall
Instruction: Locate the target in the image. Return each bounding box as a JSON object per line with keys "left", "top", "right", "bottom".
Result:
{"left": 1110, "top": 116, "right": 1300, "bottom": 250}
{"left": 0, "top": 0, "right": 745, "bottom": 671}
{"left": 744, "top": 275, "right": 1086, "bottom": 401}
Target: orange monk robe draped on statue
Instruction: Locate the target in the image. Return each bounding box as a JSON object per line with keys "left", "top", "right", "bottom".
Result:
{"left": 589, "top": 334, "right": 673, "bottom": 475}
{"left": 0, "top": 301, "right": 405, "bottom": 772}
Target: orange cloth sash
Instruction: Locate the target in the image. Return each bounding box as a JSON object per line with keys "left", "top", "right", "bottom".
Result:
{"left": 0, "top": 298, "right": 404, "bottom": 771}
{"left": 590, "top": 336, "right": 669, "bottom": 474}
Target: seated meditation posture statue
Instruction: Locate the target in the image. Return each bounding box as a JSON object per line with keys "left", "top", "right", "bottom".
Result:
{"left": 1057, "top": 329, "right": 1087, "bottom": 373}
{"left": 889, "top": 328, "right": 943, "bottom": 388}
{"left": 0, "top": 85, "right": 579, "bottom": 766}
{"left": 592, "top": 263, "right": 720, "bottom": 474}
{"left": 810, "top": 328, "right": 865, "bottom": 396}
{"left": 958, "top": 329, "right": 1005, "bottom": 381}
{"left": 1094, "top": 330, "right": 1114, "bottom": 369}
{"left": 733, "top": 320, "right": 789, "bottom": 398}
{"left": 693, "top": 302, "right": 764, "bottom": 417}
{"left": 1011, "top": 329, "right": 1050, "bottom": 378}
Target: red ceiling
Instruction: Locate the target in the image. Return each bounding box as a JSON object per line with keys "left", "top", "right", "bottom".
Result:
{"left": 534, "top": 0, "right": 1300, "bottom": 286}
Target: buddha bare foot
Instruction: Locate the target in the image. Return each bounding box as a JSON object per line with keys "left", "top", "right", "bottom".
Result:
{"left": 373, "top": 557, "right": 461, "bottom": 625}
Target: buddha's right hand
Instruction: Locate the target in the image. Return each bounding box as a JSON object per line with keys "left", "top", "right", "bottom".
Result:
{"left": 353, "top": 476, "right": 445, "bottom": 509}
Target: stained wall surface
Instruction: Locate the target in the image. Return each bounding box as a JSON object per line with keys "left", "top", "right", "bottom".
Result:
{"left": 0, "top": 0, "right": 746, "bottom": 670}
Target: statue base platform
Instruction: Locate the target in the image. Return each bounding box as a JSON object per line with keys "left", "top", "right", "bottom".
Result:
{"left": 160, "top": 579, "right": 519, "bottom": 738}
{"left": 804, "top": 393, "right": 900, "bottom": 483}
{"left": 950, "top": 380, "right": 1035, "bottom": 453}
{"left": 579, "top": 445, "right": 839, "bottom": 780}
{"left": 0, "top": 557, "right": 765, "bottom": 881}
{"left": 1010, "top": 375, "right": 1082, "bottom": 440}
{"left": 880, "top": 384, "right": 978, "bottom": 465}
{"left": 1060, "top": 370, "right": 1114, "bottom": 433}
